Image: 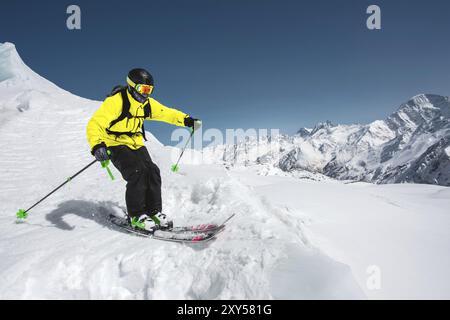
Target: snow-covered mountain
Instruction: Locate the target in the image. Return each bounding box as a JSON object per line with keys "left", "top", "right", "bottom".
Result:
{"left": 203, "top": 94, "right": 450, "bottom": 186}
{"left": 1, "top": 42, "right": 449, "bottom": 300}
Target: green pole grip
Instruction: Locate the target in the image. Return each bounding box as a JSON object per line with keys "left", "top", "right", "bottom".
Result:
{"left": 100, "top": 154, "right": 115, "bottom": 181}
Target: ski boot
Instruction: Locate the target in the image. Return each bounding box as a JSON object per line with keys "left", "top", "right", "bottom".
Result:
{"left": 150, "top": 212, "right": 173, "bottom": 230}
{"left": 130, "top": 214, "right": 159, "bottom": 233}
{"left": 130, "top": 212, "right": 173, "bottom": 232}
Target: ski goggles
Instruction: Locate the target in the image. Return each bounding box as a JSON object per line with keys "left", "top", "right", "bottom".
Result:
{"left": 127, "top": 77, "right": 154, "bottom": 95}
{"left": 135, "top": 84, "right": 153, "bottom": 95}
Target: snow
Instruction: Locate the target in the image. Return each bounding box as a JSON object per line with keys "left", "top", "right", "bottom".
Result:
{"left": 1, "top": 42, "right": 449, "bottom": 299}
{"left": 241, "top": 170, "right": 450, "bottom": 299}
{"left": 446, "top": 146, "right": 450, "bottom": 158}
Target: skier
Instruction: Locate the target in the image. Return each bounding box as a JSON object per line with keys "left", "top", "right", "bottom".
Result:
{"left": 86, "top": 68, "right": 201, "bottom": 232}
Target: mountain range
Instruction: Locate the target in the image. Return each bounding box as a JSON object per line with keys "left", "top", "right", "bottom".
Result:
{"left": 203, "top": 94, "right": 450, "bottom": 186}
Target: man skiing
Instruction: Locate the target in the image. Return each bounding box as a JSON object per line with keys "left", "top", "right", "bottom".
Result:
{"left": 86, "top": 68, "right": 201, "bottom": 232}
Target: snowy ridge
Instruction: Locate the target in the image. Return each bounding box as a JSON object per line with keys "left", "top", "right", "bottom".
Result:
{"left": 0, "top": 42, "right": 66, "bottom": 94}
{"left": 1, "top": 43, "right": 449, "bottom": 299}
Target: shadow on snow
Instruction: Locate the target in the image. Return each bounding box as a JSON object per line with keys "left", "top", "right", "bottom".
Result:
{"left": 45, "top": 199, "right": 125, "bottom": 232}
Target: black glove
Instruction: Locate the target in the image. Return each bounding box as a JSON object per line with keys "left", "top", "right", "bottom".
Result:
{"left": 92, "top": 143, "right": 109, "bottom": 162}
{"left": 184, "top": 117, "right": 202, "bottom": 131}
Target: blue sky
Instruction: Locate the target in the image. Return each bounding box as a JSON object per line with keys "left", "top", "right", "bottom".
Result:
{"left": 1, "top": 0, "right": 449, "bottom": 145}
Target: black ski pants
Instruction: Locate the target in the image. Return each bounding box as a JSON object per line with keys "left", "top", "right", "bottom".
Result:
{"left": 109, "top": 145, "right": 162, "bottom": 218}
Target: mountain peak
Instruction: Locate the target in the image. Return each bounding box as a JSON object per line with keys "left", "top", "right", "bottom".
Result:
{"left": 296, "top": 127, "right": 311, "bottom": 137}
{"left": 0, "top": 42, "right": 33, "bottom": 81}
{"left": 0, "top": 42, "right": 61, "bottom": 92}
{"left": 310, "top": 120, "right": 335, "bottom": 135}
{"left": 385, "top": 93, "right": 450, "bottom": 130}
{"left": 407, "top": 94, "right": 448, "bottom": 107}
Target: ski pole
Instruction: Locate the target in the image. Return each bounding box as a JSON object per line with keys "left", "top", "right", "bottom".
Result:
{"left": 101, "top": 150, "right": 115, "bottom": 181}
{"left": 171, "top": 129, "right": 194, "bottom": 172}
{"left": 16, "top": 156, "right": 114, "bottom": 220}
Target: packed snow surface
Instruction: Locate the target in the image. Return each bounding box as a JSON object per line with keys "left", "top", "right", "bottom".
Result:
{"left": 1, "top": 42, "right": 449, "bottom": 299}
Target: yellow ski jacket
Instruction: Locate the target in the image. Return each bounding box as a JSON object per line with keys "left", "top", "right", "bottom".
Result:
{"left": 86, "top": 90, "right": 188, "bottom": 151}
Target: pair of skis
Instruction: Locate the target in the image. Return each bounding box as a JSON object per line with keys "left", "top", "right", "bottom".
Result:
{"left": 108, "top": 213, "right": 235, "bottom": 243}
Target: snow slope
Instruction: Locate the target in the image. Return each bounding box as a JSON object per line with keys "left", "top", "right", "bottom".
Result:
{"left": 232, "top": 168, "right": 450, "bottom": 299}
{"left": 1, "top": 42, "right": 449, "bottom": 299}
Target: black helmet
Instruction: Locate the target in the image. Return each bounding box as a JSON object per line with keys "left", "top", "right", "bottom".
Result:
{"left": 127, "top": 68, "right": 154, "bottom": 103}
{"left": 128, "top": 68, "right": 154, "bottom": 86}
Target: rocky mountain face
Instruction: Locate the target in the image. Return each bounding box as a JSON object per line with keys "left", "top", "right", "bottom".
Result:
{"left": 205, "top": 94, "right": 450, "bottom": 186}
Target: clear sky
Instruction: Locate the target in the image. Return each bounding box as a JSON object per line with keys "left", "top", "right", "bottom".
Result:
{"left": 1, "top": 0, "right": 449, "bottom": 145}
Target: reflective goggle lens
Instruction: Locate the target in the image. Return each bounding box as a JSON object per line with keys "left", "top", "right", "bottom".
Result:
{"left": 136, "top": 84, "right": 153, "bottom": 95}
